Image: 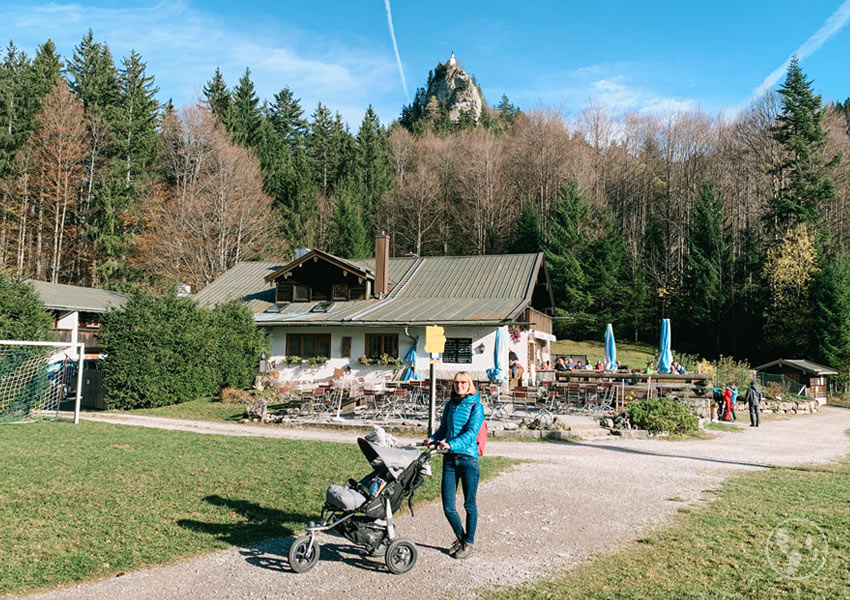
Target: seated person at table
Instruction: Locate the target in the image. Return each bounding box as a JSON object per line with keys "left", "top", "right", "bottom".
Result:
{"left": 594, "top": 361, "right": 604, "bottom": 371}
{"left": 644, "top": 361, "right": 655, "bottom": 374}
{"left": 584, "top": 361, "right": 594, "bottom": 371}
{"left": 564, "top": 357, "right": 575, "bottom": 370}
{"left": 554, "top": 357, "right": 568, "bottom": 371}
{"left": 542, "top": 360, "right": 553, "bottom": 371}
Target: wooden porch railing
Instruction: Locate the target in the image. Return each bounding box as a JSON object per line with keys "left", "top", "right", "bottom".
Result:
{"left": 525, "top": 307, "right": 552, "bottom": 335}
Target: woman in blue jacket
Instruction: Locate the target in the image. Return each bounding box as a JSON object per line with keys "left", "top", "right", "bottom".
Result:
{"left": 424, "top": 371, "right": 485, "bottom": 560}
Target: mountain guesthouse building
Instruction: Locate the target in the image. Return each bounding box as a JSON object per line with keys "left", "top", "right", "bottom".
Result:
{"left": 195, "top": 235, "right": 554, "bottom": 385}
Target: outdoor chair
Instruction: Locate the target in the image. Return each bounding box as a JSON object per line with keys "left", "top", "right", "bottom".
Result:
{"left": 486, "top": 384, "right": 513, "bottom": 420}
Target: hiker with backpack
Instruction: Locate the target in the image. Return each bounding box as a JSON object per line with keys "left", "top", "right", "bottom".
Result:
{"left": 423, "top": 371, "right": 486, "bottom": 560}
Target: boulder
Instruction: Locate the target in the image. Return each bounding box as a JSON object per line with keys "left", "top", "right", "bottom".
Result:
{"left": 244, "top": 399, "right": 268, "bottom": 422}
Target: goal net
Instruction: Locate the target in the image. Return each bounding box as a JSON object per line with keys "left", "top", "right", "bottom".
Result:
{"left": 0, "top": 340, "right": 83, "bottom": 424}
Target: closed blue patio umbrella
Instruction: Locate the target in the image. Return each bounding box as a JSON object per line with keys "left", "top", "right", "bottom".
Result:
{"left": 658, "top": 319, "right": 673, "bottom": 374}
{"left": 401, "top": 337, "right": 422, "bottom": 381}
{"left": 604, "top": 323, "right": 616, "bottom": 371}
{"left": 486, "top": 328, "right": 504, "bottom": 383}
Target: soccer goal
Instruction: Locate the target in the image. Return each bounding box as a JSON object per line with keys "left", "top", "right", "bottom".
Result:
{"left": 0, "top": 340, "right": 84, "bottom": 425}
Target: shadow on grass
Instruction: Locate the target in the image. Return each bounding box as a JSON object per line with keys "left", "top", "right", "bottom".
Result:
{"left": 178, "top": 495, "right": 389, "bottom": 573}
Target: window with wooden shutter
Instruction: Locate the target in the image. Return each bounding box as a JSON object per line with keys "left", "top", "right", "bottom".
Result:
{"left": 341, "top": 336, "right": 351, "bottom": 358}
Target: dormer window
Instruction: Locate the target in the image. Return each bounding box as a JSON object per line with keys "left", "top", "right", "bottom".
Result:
{"left": 294, "top": 284, "right": 310, "bottom": 301}
{"left": 332, "top": 284, "right": 349, "bottom": 300}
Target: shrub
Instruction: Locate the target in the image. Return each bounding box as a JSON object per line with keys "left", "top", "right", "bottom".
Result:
{"left": 100, "top": 295, "right": 268, "bottom": 409}
{"left": 210, "top": 300, "right": 268, "bottom": 389}
{"left": 628, "top": 397, "right": 698, "bottom": 434}
{"left": 0, "top": 274, "right": 54, "bottom": 341}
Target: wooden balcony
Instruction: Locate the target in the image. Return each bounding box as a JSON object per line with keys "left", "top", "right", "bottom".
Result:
{"left": 53, "top": 328, "right": 103, "bottom": 349}
{"left": 524, "top": 307, "right": 552, "bottom": 335}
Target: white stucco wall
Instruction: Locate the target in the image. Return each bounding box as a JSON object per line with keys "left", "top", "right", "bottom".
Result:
{"left": 264, "top": 324, "right": 520, "bottom": 383}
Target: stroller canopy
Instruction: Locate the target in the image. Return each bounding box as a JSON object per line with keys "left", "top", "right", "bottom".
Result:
{"left": 357, "top": 438, "right": 420, "bottom": 480}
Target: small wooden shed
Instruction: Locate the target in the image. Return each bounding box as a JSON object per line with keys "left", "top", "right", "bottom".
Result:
{"left": 753, "top": 358, "right": 838, "bottom": 404}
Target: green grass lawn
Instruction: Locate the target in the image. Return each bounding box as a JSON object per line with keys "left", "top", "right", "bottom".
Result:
{"left": 485, "top": 451, "right": 850, "bottom": 600}
{"left": 114, "top": 397, "right": 248, "bottom": 422}
{"left": 0, "top": 420, "right": 517, "bottom": 595}
{"left": 551, "top": 338, "right": 656, "bottom": 370}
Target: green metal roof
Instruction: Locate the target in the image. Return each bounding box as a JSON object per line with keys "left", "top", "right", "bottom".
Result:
{"left": 196, "top": 253, "right": 545, "bottom": 325}
{"left": 29, "top": 280, "right": 130, "bottom": 313}
{"left": 754, "top": 358, "right": 839, "bottom": 376}
{"left": 194, "top": 261, "right": 285, "bottom": 311}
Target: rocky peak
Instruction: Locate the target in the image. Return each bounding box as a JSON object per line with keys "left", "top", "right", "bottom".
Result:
{"left": 425, "top": 53, "right": 483, "bottom": 123}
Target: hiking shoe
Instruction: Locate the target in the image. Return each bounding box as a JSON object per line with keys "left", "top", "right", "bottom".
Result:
{"left": 448, "top": 538, "right": 464, "bottom": 555}
{"left": 454, "top": 541, "right": 474, "bottom": 559}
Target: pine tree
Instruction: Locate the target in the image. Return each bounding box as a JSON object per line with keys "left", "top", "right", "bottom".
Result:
{"left": 67, "top": 30, "right": 120, "bottom": 112}
{"left": 544, "top": 180, "right": 593, "bottom": 337}
{"left": 766, "top": 56, "right": 841, "bottom": 238}
{"left": 510, "top": 202, "right": 543, "bottom": 253}
{"left": 587, "top": 204, "right": 628, "bottom": 332}
{"left": 308, "top": 103, "right": 352, "bottom": 197}
{"left": 496, "top": 94, "right": 520, "bottom": 125}
{"left": 26, "top": 40, "right": 62, "bottom": 125}
{"left": 0, "top": 42, "right": 31, "bottom": 175}
{"left": 332, "top": 181, "right": 370, "bottom": 259}
{"left": 674, "top": 180, "right": 733, "bottom": 356}
{"left": 112, "top": 49, "right": 159, "bottom": 190}
{"left": 268, "top": 86, "right": 307, "bottom": 151}
{"left": 227, "top": 68, "right": 261, "bottom": 147}
{"left": 203, "top": 68, "right": 230, "bottom": 122}
{"left": 812, "top": 250, "right": 850, "bottom": 379}
{"left": 353, "top": 106, "right": 390, "bottom": 231}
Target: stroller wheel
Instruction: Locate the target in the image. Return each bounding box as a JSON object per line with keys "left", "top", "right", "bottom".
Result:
{"left": 288, "top": 535, "right": 320, "bottom": 573}
{"left": 385, "top": 538, "right": 418, "bottom": 574}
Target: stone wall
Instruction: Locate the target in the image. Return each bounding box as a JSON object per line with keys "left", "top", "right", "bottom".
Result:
{"left": 747, "top": 398, "right": 820, "bottom": 416}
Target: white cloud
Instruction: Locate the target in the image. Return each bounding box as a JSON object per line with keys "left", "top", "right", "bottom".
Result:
{"left": 4, "top": 1, "right": 400, "bottom": 125}
{"left": 502, "top": 64, "right": 700, "bottom": 117}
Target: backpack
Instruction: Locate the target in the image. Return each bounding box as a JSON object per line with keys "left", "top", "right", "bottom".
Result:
{"left": 474, "top": 397, "right": 488, "bottom": 456}
{"left": 476, "top": 419, "right": 488, "bottom": 456}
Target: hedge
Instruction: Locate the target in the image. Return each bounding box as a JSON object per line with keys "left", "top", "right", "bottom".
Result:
{"left": 99, "top": 296, "right": 268, "bottom": 409}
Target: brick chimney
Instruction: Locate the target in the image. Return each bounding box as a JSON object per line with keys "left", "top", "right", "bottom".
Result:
{"left": 375, "top": 233, "right": 389, "bottom": 297}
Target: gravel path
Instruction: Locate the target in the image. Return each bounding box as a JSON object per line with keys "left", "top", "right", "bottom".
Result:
{"left": 11, "top": 408, "right": 850, "bottom": 600}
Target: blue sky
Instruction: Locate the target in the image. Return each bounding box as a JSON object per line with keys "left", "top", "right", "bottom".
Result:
{"left": 2, "top": 0, "right": 849, "bottom": 127}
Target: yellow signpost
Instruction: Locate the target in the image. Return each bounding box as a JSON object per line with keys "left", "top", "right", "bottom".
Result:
{"left": 423, "top": 325, "right": 445, "bottom": 433}
{"left": 424, "top": 325, "right": 446, "bottom": 354}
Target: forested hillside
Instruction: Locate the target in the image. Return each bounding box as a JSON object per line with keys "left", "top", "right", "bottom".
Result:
{"left": 2, "top": 32, "right": 850, "bottom": 369}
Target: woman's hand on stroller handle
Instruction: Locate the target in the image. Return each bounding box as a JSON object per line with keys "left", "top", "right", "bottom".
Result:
{"left": 422, "top": 439, "right": 450, "bottom": 451}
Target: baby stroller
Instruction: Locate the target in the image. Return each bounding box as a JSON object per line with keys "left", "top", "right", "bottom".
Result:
{"left": 288, "top": 438, "right": 433, "bottom": 574}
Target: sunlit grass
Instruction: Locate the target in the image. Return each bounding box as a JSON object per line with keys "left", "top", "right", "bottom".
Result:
{"left": 486, "top": 451, "right": 850, "bottom": 600}
{"left": 0, "top": 420, "right": 517, "bottom": 595}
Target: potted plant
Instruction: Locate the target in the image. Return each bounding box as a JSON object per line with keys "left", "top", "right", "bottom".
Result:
{"left": 309, "top": 356, "right": 328, "bottom": 367}
{"left": 359, "top": 355, "right": 375, "bottom": 366}
{"left": 286, "top": 355, "right": 301, "bottom": 365}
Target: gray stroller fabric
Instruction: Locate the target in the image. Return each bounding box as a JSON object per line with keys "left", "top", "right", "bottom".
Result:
{"left": 358, "top": 438, "right": 420, "bottom": 480}
{"left": 326, "top": 484, "right": 367, "bottom": 511}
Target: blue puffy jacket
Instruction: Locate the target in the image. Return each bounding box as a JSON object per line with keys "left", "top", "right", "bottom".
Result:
{"left": 429, "top": 391, "right": 485, "bottom": 458}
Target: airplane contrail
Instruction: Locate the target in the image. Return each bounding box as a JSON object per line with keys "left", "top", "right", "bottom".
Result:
{"left": 384, "top": 0, "right": 409, "bottom": 101}
{"left": 752, "top": 0, "right": 850, "bottom": 98}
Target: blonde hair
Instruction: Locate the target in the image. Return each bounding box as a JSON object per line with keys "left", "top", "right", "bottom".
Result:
{"left": 453, "top": 371, "right": 476, "bottom": 394}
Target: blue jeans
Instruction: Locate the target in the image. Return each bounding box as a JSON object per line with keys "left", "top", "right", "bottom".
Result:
{"left": 441, "top": 454, "right": 480, "bottom": 544}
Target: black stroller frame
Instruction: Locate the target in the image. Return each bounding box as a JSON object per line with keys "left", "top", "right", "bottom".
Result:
{"left": 288, "top": 438, "right": 435, "bottom": 574}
